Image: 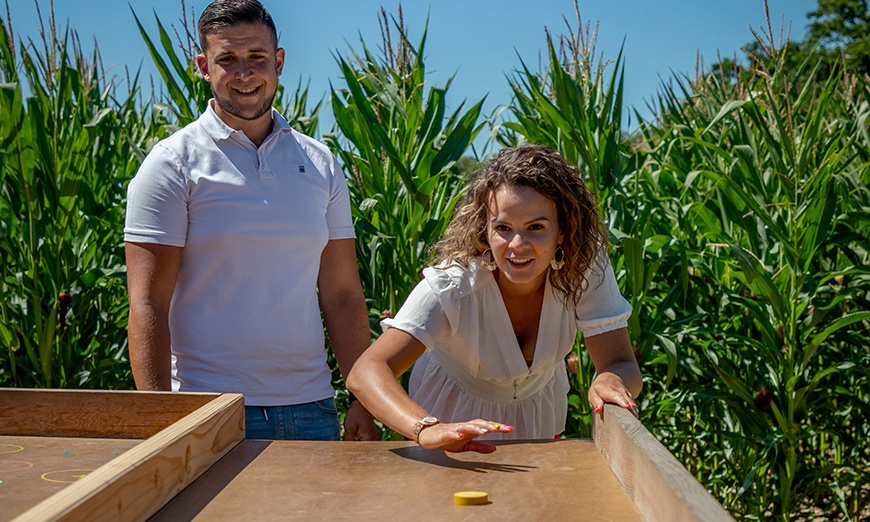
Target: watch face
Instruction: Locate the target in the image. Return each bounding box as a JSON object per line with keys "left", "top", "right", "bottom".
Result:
{"left": 421, "top": 416, "right": 438, "bottom": 425}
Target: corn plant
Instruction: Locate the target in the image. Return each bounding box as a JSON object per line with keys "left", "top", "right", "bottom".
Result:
{"left": 0, "top": 11, "right": 160, "bottom": 388}
{"left": 637, "top": 34, "right": 870, "bottom": 518}
{"left": 326, "top": 8, "right": 485, "bottom": 319}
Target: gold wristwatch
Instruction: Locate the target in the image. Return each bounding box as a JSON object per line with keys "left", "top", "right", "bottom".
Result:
{"left": 412, "top": 416, "right": 439, "bottom": 444}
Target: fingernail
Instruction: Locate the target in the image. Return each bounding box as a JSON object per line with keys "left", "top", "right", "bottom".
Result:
{"left": 505, "top": 425, "right": 514, "bottom": 431}
{"left": 457, "top": 433, "right": 464, "bottom": 439}
{"left": 625, "top": 402, "right": 631, "bottom": 408}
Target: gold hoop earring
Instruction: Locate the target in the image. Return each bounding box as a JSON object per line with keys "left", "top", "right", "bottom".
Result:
{"left": 482, "top": 249, "right": 497, "bottom": 271}
{"left": 550, "top": 245, "right": 565, "bottom": 271}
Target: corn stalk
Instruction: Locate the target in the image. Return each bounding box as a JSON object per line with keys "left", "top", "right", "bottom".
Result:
{"left": 326, "top": 8, "right": 485, "bottom": 318}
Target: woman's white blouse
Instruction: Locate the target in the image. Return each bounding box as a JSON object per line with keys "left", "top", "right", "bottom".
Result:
{"left": 381, "top": 255, "right": 632, "bottom": 439}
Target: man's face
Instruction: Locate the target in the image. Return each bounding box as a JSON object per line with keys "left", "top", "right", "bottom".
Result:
{"left": 196, "top": 22, "right": 285, "bottom": 127}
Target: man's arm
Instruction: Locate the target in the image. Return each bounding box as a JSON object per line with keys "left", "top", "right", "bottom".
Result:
{"left": 125, "top": 242, "right": 182, "bottom": 391}
{"left": 317, "top": 238, "right": 377, "bottom": 440}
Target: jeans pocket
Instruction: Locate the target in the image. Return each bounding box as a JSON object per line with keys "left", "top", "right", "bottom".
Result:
{"left": 312, "top": 397, "right": 338, "bottom": 415}
{"left": 244, "top": 406, "right": 276, "bottom": 440}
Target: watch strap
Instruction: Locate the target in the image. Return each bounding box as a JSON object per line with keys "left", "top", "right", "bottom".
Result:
{"left": 412, "top": 416, "right": 439, "bottom": 445}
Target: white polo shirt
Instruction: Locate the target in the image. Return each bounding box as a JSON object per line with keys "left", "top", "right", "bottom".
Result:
{"left": 125, "top": 102, "right": 354, "bottom": 406}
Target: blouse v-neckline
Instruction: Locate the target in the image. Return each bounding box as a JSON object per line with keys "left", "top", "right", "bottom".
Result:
{"left": 488, "top": 270, "right": 554, "bottom": 372}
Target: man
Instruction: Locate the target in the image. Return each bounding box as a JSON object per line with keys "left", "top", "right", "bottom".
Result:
{"left": 124, "top": 0, "right": 376, "bottom": 441}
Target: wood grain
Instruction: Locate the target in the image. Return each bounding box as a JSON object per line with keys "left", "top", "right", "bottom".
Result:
{"left": 0, "top": 389, "right": 219, "bottom": 439}
{"left": 593, "top": 404, "right": 734, "bottom": 521}
{"left": 6, "top": 391, "right": 244, "bottom": 522}
{"left": 154, "top": 438, "right": 643, "bottom": 521}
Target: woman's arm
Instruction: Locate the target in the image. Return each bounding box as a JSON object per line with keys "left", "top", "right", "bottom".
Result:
{"left": 584, "top": 327, "right": 642, "bottom": 416}
{"left": 346, "top": 328, "right": 512, "bottom": 452}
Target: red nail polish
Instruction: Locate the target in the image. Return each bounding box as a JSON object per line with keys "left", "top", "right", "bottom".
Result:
{"left": 457, "top": 432, "right": 464, "bottom": 439}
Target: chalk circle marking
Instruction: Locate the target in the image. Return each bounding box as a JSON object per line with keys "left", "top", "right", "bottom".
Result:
{"left": 0, "top": 443, "right": 24, "bottom": 455}
{"left": 42, "top": 469, "right": 95, "bottom": 483}
{"left": 0, "top": 460, "right": 33, "bottom": 472}
{"left": 65, "top": 446, "right": 123, "bottom": 461}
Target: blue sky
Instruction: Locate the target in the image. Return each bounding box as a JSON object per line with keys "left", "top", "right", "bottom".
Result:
{"left": 7, "top": 0, "right": 818, "bottom": 149}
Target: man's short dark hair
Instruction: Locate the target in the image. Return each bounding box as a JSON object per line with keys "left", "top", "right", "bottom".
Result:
{"left": 198, "top": 0, "right": 278, "bottom": 51}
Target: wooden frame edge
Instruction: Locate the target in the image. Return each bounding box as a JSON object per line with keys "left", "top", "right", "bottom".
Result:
{"left": 0, "top": 388, "right": 221, "bottom": 438}
{"left": 592, "top": 404, "right": 734, "bottom": 522}
{"left": 14, "top": 393, "right": 245, "bottom": 522}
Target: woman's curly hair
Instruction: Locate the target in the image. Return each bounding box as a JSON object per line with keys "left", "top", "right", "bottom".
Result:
{"left": 432, "top": 144, "right": 607, "bottom": 310}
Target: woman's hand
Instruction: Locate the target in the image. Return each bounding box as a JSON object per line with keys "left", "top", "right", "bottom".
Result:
{"left": 584, "top": 328, "right": 642, "bottom": 418}
{"left": 588, "top": 369, "right": 639, "bottom": 418}
{"left": 417, "top": 419, "right": 514, "bottom": 453}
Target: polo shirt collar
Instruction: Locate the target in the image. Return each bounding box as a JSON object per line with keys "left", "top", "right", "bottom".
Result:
{"left": 200, "top": 100, "right": 293, "bottom": 143}
{"left": 263, "top": 109, "right": 294, "bottom": 144}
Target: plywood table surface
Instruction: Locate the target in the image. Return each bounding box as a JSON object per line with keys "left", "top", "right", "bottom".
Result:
{"left": 1, "top": 435, "right": 141, "bottom": 521}
{"left": 154, "top": 438, "right": 641, "bottom": 521}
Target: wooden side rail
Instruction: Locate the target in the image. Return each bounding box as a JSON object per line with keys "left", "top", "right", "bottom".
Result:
{"left": 0, "top": 389, "right": 221, "bottom": 439}
{"left": 592, "top": 403, "right": 734, "bottom": 522}
{"left": 9, "top": 391, "right": 245, "bottom": 522}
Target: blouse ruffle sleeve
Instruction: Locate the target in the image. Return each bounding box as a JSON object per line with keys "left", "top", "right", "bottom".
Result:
{"left": 574, "top": 252, "right": 633, "bottom": 337}
{"left": 381, "top": 262, "right": 483, "bottom": 375}
{"left": 379, "top": 279, "right": 449, "bottom": 351}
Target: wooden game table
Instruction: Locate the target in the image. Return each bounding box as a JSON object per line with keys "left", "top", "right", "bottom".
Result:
{"left": 152, "top": 438, "right": 640, "bottom": 521}
{"left": 1, "top": 389, "right": 733, "bottom": 521}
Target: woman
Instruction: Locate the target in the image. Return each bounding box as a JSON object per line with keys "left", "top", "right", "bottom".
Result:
{"left": 346, "top": 145, "right": 641, "bottom": 453}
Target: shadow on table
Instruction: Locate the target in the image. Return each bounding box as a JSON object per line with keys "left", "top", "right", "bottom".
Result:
{"left": 389, "top": 439, "right": 561, "bottom": 473}
{"left": 149, "top": 440, "right": 271, "bottom": 521}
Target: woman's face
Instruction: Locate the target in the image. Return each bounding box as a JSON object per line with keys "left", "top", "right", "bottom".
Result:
{"left": 486, "top": 184, "right": 562, "bottom": 296}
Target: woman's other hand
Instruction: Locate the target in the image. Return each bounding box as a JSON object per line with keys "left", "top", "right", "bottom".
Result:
{"left": 585, "top": 327, "right": 642, "bottom": 418}
{"left": 588, "top": 370, "right": 639, "bottom": 418}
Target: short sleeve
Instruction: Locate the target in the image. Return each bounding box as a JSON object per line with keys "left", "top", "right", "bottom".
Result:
{"left": 323, "top": 149, "right": 355, "bottom": 240}
{"left": 574, "top": 253, "right": 633, "bottom": 337}
{"left": 124, "top": 143, "right": 189, "bottom": 246}
{"left": 380, "top": 278, "right": 452, "bottom": 351}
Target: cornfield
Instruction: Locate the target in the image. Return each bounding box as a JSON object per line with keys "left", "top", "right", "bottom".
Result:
{"left": 1, "top": 3, "right": 867, "bottom": 519}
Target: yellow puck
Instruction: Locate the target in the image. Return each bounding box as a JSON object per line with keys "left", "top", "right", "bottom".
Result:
{"left": 454, "top": 491, "right": 488, "bottom": 505}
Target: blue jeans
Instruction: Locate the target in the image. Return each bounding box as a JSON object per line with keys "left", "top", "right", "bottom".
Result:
{"left": 244, "top": 398, "right": 341, "bottom": 441}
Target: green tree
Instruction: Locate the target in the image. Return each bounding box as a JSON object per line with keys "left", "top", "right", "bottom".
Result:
{"left": 712, "top": 0, "right": 870, "bottom": 86}
{"left": 808, "top": 0, "right": 870, "bottom": 74}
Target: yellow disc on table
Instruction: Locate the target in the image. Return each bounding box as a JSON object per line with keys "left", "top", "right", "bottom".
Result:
{"left": 454, "top": 491, "right": 488, "bottom": 505}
